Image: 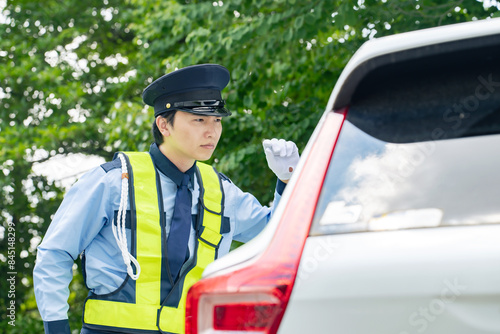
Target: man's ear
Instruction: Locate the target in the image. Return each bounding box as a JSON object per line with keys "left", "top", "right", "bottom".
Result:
{"left": 156, "top": 116, "right": 170, "bottom": 137}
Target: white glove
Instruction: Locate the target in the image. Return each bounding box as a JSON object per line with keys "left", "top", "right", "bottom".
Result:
{"left": 263, "top": 138, "right": 300, "bottom": 181}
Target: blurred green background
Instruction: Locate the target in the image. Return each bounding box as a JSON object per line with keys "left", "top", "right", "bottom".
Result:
{"left": 1, "top": 0, "right": 499, "bottom": 332}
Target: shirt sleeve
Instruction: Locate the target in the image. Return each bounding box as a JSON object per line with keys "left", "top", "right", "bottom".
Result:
{"left": 33, "top": 166, "right": 115, "bottom": 326}
{"left": 225, "top": 178, "right": 285, "bottom": 243}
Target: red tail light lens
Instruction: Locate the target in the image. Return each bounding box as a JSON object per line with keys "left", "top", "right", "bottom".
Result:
{"left": 186, "top": 110, "right": 347, "bottom": 334}
{"left": 213, "top": 296, "right": 282, "bottom": 330}
{"left": 186, "top": 274, "right": 290, "bottom": 333}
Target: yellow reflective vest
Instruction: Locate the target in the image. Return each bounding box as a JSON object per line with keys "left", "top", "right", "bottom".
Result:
{"left": 83, "top": 152, "right": 224, "bottom": 333}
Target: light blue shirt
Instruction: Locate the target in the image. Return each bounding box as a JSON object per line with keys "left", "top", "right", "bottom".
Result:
{"left": 33, "top": 144, "right": 284, "bottom": 328}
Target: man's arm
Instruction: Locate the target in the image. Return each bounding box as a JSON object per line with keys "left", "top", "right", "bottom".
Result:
{"left": 33, "top": 166, "right": 114, "bottom": 333}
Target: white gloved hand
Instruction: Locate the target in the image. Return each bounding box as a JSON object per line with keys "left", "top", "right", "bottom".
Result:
{"left": 263, "top": 138, "right": 300, "bottom": 181}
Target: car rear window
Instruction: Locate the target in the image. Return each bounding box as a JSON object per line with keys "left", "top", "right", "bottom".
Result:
{"left": 310, "top": 35, "right": 500, "bottom": 235}
{"left": 311, "top": 121, "right": 500, "bottom": 235}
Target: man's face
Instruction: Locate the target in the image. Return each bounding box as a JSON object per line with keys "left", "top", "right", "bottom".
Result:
{"left": 159, "top": 110, "right": 222, "bottom": 170}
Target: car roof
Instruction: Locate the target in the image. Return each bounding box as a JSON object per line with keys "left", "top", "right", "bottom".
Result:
{"left": 329, "top": 17, "right": 500, "bottom": 111}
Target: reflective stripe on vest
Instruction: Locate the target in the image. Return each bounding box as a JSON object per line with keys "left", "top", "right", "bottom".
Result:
{"left": 83, "top": 152, "right": 223, "bottom": 333}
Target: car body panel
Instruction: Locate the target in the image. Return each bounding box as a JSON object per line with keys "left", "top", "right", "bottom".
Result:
{"left": 280, "top": 224, "right": 500, "bottom": 333}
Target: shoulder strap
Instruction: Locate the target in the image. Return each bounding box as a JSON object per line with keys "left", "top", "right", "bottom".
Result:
{"left": 195, "top": 162, "right": 224, "bottom": 247}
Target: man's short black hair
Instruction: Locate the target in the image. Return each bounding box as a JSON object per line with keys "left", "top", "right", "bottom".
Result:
{"left": 152, "top": 110, "right": 177, "bottom": 145}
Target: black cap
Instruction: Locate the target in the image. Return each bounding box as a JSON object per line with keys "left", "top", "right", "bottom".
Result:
{"left": 143, "top": 64, "right": 231, "bottom": 117}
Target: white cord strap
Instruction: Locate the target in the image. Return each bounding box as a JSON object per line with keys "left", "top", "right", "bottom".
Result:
{"left": 111, "top": 153, "right": 141, "bottom": 280}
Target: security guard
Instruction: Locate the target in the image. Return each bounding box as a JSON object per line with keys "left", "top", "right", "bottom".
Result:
{"left": 33, "top": 64, "right": 300, "bottom": 334}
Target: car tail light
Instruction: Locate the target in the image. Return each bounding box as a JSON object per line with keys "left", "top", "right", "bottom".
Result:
{"left": 186, "top": 110, "right": 347, "bottom": 334}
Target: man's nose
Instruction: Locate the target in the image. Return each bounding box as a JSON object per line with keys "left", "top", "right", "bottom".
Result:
{"left": 205, "top": 120, "right": 217, "bottom": 137}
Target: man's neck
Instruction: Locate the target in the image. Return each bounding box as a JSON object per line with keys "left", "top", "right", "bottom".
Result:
{"left": 157, "top": 143, "right": 195, "bottom": 173}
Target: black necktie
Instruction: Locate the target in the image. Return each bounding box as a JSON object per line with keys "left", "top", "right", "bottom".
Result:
{"left": 167, "top": 173, "right": 191, "bottom": 281}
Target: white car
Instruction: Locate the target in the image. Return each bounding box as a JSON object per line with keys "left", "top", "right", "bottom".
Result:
{"left": 186, "top": 18, "right": 500, "bottom": 334}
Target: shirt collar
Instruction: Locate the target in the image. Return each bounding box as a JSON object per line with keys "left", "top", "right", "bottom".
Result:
{"left": 149, "top": 143, "right": 196, "bottom": 188}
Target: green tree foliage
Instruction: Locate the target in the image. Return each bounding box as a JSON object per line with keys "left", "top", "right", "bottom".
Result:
{"left": 1, "top": 0, "right": 498, "bottom": 332}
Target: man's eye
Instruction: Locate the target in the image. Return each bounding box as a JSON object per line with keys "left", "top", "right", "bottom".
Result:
{"left": 215, "top": 118, "right": 222, "bottom": 122}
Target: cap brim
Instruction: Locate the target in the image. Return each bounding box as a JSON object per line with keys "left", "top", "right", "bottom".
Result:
{"left": 185, "top": 107, "right": 232, "bottom": 117}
